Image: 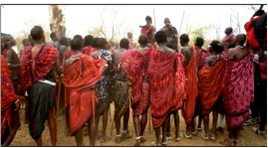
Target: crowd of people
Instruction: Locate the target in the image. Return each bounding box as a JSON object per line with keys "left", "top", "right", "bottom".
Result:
{"left": 1, "top": 9, "right": 267, "bottom": 147}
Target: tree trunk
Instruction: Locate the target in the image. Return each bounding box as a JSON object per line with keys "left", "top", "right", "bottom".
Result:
{"left": 49, "top": 5, "right": 66, "bottom": 38}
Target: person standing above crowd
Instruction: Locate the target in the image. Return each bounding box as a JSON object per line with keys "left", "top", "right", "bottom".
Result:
{"left": 160, "top": 18, "right": 178, "bottom": 52}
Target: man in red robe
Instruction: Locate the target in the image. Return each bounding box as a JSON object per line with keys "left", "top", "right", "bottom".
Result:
{"left": 19, "top": 39, "right": 31, "bottom": 60}
{"left": 146, "top": 31, "right": 186, "bottom": 146}
{"left": 198, "top": 40, "right": 225, "bottom": 141}
{"left": 140, "top": 16, "right": 155, "bottom": 47}
{"left": 62, "top": 38, "right": 106, "bottom": 146}
{"left": 222, "top": 27, "right": 234, "bottom": 56}
{"left": 20, "top": 26, "right": 62, "bottom": 146}
{"left": 180, "top": 34, "right": 198, "bottom": 138}
{"left": 221, "top": 34, "right": 254, "bottom": 146}
{"left": 121, "top": 34, "right": 151, "bottom": 146}
{"left": 1, "top": 37, "right": 21, "bottom": 146}
{"left": 192, "top": 37, "right": 211, "bottom": 132}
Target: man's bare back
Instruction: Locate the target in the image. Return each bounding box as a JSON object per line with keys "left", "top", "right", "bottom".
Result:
{"left": 181, "top": 46, "right": 192, "bottom": 68}
{"left": 113, "top": 49, "right": 126, "bottom": 66}
{"left": 228, "top": 46, "right": 247, "bottom": 60}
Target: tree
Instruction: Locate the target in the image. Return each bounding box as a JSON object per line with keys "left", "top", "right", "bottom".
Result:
{"left": 14, "top": 18, "right": 51, "bottom": 53}
{"left": 87, "top": 6, "right": 128, "bottom": 42}
{"left": 49, "top": 5, "right": 66, "bottom": 38}
{"left": 186, "top": 25, "right": 212, "bottom": 46}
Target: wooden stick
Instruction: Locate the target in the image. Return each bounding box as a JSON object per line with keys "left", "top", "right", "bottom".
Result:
{"left": 56, "top": 79, "right": 62, "bottom": 134}
{"left": 92, "top": 87, "right": 95, "bottom": 126}
{"left": 259, "top": 5, "right": 264, "bottom": 10}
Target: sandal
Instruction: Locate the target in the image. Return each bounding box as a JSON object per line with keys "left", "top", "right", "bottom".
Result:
{"left": 122, "top": 130, "right": 133, "bottom": 141}
{"left": 210, "top": 134, "right": 216, "bottom": 141}
{"left": 183, "top": 131, "right": 192, "bottom": 139}
{"left": 134, "top": 137, "right": 142, "bottom": 146}
{"left": 141, "top": 136, "right": 147, "bottom": 143}
{"left": 253, "top": 127, "right": 266, "bottom": 135}
{"left": 100, "top": 135, "right": 111, "bottom": 143}
{"left": 174, "top": 136, "right": 181, "bottom": 142}
{"left": 197, "top": 126, "right": 203, "bottom": 132}
{"left": 152, "top": 141, "right": 162, "bottom": 146}
{"left": 220, "top": 139, "right": 234, "bottom": 146}
{"left": 162, "top": 141, "right": 168, "bottom": 146}
{"left": 191, "top": 130, "right": 197, "bottom": 136}
{"left": 202, "top": 133, "right": 209, "bottom": 141}
{"left": 233, "top": 139, "right": 239, "bottom": 146}
{"left": 166, "top": 136, "right": 172, "bottom": 142}
{"left": 115, "top": 135, "right": 122, "bottom": 143}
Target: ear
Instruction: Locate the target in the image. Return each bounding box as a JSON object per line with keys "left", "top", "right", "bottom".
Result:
{"left": 42, "top": 34, "right": 45, "bottom": 41}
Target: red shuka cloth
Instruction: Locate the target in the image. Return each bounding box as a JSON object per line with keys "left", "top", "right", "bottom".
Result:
{"left": 121, "top": 49, "right": 150, "bottom": 116}
{"left": 62, "top": 54, "right": 105, "bottom": 134}
{"left": 222, "top": 49, "right": 254, "bottom": 128}
{"left": 181, "top": 47, "right": 199, "bottom": 125}
{"left": 83, "top": 46, "right": 95, "bottom": 55}
{"left": 1, "top": 55, "right": 18, "bottom": 139}
{"left": 221, "top": 34, "right": 234, "bottom": 55}
{"left": 146, "top": 49, "right": 186, "bottom": 128}
{"left": 192, "top": 46, "right": 211, "bottom": 71}
{"left": 19, "top": 45, "right": 59, "bottom": 95}
{"left": 198, "top": 55, "right": 225, "bottom": 116}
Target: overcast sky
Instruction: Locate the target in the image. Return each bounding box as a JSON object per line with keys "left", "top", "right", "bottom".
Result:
{"left": 1, "top": 4, "right": 267, "bottom": 52}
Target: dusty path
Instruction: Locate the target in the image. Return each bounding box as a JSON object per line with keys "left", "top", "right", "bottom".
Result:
{"left": 10, "top": 105, "right": 267, "bottom": 146}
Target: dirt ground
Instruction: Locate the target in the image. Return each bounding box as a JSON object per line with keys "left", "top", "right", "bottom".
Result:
{"left": 10, "top": 104, "right": 267, "bottom": 146}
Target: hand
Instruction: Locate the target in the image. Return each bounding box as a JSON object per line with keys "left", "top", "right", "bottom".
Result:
{"left": 19, "top": 96, "right": 26, "bottom": 105}
{"left": 59, "top": 73, "right": 64, "bottom": 79}
{"left": 14, "top": 100, "right": 20, "bottom": 111}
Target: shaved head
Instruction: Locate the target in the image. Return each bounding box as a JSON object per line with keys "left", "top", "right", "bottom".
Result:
{"left": 225, "top": 27, "right": 233, "bottom": 35}
{"left": 235, "top": 34, "right": 247, "bottom": 46}
{"left": 164, "top": 18, "right": 170, "bottom": 23}
{"left": 30, "top": 26, "right": 44, "bottom": 41}
{"left": 138, "top": 34, "right": 149, "bottom": 45}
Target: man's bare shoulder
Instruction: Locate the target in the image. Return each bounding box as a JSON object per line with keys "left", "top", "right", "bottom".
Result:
{"left": 164, "top": 47, "right": 175, "bottom": 55}
{"left": 181, "top": 46, "right": 191, "bottom": 54}
{"left": 64, "top": 57, "right": 74, "bottom": 66}
{"left": 227, "top": 47, "right": 236, "bottom": 59}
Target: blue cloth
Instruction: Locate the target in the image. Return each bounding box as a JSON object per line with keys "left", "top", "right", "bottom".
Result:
{"left": 95, "top": 50, "right": 113, "bottom": 115}
{"left": 47, "top": 41, "right": 57, "bottom": 49}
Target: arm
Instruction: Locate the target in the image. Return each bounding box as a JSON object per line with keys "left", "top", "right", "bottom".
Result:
{"left": 5, "top": 50, "right": 21, "bottom": 69}
{"left": 227, "top": 48, "right": 235, "bottom": 60}
{"left": 1, "top": 105, "right": 21, "bottom": 146}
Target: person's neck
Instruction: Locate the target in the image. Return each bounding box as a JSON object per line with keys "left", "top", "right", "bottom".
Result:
{"left": 140, "top": 44, "right": 147, "bottom": 48}
{"left": 52, "top": 39, "right": 57, "bottom": 42}
{"left": 34, "top": 40, "right": 44, "bottom": 46}
{"left": 226, "top": 33, "right": 231, "bottom": 36}
{"left": 158, "top": 43, "right": 166, "bottom": 47}
{"left": 182, "top": 43, "right": 189, "bottom": 47}
{"left": 73, "top": 50, "right": 81, "bottom": 55}
{"left": 196, "top": 46, "right": 202, "bottom": 50}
